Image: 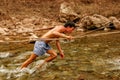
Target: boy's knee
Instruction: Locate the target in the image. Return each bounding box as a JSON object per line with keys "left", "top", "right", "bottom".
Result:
{"left": 52, "top": 53, "right": 57, "bottom": 58}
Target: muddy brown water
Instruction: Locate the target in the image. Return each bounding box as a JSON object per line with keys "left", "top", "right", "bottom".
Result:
{"left": 0, "top": 33, "right": 120, "bottom": 80}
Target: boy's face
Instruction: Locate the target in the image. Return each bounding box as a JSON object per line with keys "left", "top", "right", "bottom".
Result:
{"left": 65, "top": 26, "right": 75, "bottom": 33}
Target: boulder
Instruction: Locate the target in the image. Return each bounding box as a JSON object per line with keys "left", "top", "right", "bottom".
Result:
{"left": 80, "top": 14, "right": 111, "bottom": 31}
{"left": 109, "top": 16, "right": 120, "bottom": 30}
{"left": 59, "top": 2, "right": 79, "bottom": 22}
{"left": 93, "top": 14, "right": 110, "bottom": 29}
{"left": 80, "top": 16, "right": 99, "bottom": 30}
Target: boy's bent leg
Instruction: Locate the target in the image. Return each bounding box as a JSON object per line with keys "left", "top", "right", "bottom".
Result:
{"left": 45, "top": 49, "right": 57, "bottom": 62}
{"left": 20, "top": 53, "right": 38, "bottom": 69}
{"left": 36, "top": 49, "right": 57, "bottom": 69}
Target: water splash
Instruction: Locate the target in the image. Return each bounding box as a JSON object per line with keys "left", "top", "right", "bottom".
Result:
{"left": 0, "top": 59, "right": 50, "bottom": 80}
{"left": 106, "top": 57, "right": 120, "bottom": 71}
{"left": 15, "top": 51, "right": 32, "bottom": 60}
{"left": 0, "top": 52, "right": 13, "bottom": 58}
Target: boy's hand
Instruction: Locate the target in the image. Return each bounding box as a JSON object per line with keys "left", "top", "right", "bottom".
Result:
{"left": 66, "top": 36, "right": 74, "bottom": 40}
{"left": 60, "top": 52, "right": 65, "bottom": 59}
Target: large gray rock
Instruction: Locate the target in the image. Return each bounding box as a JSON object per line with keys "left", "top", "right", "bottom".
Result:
{"left": 93, "top": 14, "right": 110, "bottom": 29}
{"left": 80, "top": 14, "right": 111, "bottom": 31}
{"left": 109, "top": 16, "right": 120, "bottom": 30}
{"left": 59, "top": 2, "right": 79, "bottom": 22}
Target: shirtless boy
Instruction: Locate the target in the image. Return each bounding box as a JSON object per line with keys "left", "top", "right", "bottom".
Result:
{"left": 20, "top": 21, "right": 76, "bottom": 69}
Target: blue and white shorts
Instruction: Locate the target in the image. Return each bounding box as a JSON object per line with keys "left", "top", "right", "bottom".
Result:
{"left": 33, "top": 41, "right": 51, "bottom": 56}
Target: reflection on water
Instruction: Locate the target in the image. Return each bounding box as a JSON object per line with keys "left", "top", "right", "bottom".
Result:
{"left": 0, "top": 34, "right": 120, "bottom": 80}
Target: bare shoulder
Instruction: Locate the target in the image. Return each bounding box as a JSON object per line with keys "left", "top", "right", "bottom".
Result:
{"left": 53, "top": 25, "right": 63, "bottom": 31}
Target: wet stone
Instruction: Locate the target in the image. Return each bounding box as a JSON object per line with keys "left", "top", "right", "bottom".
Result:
{"left": 42, "top": 72, "right": 56, "bottom": 79}
{"left": 0, "top": 72, "right": 6, "bottom": 78}
{"left": 16, "top": 74, "right": 29, "bottom": 80}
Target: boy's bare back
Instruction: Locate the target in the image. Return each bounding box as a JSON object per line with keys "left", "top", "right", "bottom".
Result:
{"left": 41, "top": 26, "right": 65, "bottom": 43}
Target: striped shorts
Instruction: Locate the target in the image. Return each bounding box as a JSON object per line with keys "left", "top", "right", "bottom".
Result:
{"left": 33, "top": 41, "right": 51, "bottom": 56}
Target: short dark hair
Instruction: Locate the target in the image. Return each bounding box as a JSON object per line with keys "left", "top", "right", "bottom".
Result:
{"left": 64, "top": 21, "right": 76, "bottom": 28}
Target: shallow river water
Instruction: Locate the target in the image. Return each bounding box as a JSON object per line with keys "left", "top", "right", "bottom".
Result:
{"left": 0, "top": 33, "right": 120, "bottom": 80}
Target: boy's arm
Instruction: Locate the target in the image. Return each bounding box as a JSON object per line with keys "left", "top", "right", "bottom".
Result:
{"left": 52, "top": 31, "right": 73, "bottom": 40}
{"left": 56, "top": 40, "right": 64, "bottom": 59}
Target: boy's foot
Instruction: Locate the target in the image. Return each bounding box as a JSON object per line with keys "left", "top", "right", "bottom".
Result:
{"left": 20, "top": 68, "right": 30, "bottom": 73}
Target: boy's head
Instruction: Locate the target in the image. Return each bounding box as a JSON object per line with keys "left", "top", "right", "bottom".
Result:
{"left": 64, "top": 21, "right": 76, "bottom": 33}
{"left": 64, "top": 21, "right": 76, "bottom": 28}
